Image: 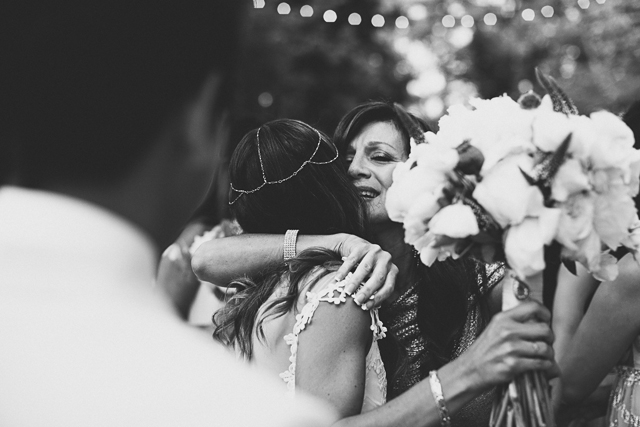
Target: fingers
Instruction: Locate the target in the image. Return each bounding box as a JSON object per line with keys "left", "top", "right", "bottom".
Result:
{"left": 501, "top": 300, "right": 552, "bottom": 324}
{"left": 353, "top": 254, "right": 394, "bottom": 306}
{"left": 369, "top": 265, "right": 398, "bottom": 308}
{"left": 344, "top": 250, "right": 377, "bottom": 295}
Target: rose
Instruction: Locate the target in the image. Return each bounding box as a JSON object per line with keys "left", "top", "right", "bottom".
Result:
{"left": 473, "top": 154, "right": 544, "bottom": 228}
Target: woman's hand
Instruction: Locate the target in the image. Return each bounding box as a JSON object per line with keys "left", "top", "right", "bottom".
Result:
{"left": 447, "top": 300, "right": 558, "bottom": 395}
{"left": 157, "top": 221, "right": 210, "bottom": 319}
{"left": 332, "top": 234, "right": 398, "bottom": 309}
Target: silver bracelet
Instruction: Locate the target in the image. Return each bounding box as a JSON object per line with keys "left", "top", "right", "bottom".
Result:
{"left": 283, "top": 229, "right": 299, "bottom": 260}
{"left": 429, "top": 370, "right": 452, "bottom": 427}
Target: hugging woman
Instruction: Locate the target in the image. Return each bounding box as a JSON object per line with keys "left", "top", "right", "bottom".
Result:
{"left": 193, "top": 104, "right": 557, "bottom": 427}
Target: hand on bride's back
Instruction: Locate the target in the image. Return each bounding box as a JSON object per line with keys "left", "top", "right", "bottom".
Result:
{"left": 332, "top": 234, "right": 398, "bottom": 309}
{"left": 451, "top": 300, "right": 558, "bottom": 392}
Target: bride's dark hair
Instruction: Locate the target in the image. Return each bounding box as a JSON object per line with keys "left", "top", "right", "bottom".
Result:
{"left": 334, "top": 101, "right": 498, "bottom": 394}
{"left": 214, "top": 119, "right": 367, "bottom": 357}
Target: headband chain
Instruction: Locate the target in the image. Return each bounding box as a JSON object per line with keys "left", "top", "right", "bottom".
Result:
{"left": 229, "top": 126, "right": 339, "bottom": 204}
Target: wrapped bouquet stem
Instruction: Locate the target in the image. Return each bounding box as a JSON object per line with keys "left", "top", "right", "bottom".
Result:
{"left": 491, "top": 269, "right": 554, "bottom": 427}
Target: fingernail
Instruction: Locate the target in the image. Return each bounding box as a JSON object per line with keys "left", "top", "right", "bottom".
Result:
{"left": 163, "top": 244, "right": 181, "bottom": 261}
{"left": 354, "top": 293, "right": 364, "bottom": 305}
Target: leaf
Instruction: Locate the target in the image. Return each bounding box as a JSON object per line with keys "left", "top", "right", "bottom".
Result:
{"left": 535, "top": 68, "right": 579, "bottom": 115}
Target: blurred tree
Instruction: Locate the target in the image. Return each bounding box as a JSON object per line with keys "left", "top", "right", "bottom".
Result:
{"left": 230, "top": 0, "right": 411, "bottom": 137}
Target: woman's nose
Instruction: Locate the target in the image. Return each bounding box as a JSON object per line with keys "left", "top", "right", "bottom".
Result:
{"left": 347, "top": 156, "right": 371, "bottom": 179}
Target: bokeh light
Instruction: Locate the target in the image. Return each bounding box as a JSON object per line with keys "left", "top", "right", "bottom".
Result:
{"left": 521, "top": 8, "right": 535, "bottom": 21}
{"left": 461, "top": 15, "right": 475, "bottom": 28}
{"left": 442, "top": 15, "right": 456, "bottom": 28}
{"left": 300, "top": 5, "right": 313, "bottom": 17}
{"left": 323, "top": 10, "right": 337, "bottom": 23}
{"left": 396, "top": 16, "right": 410, "bottom": 29}
{"left": 371, "top": 14, "right": 385, "bottom": 28}
{"left": 258, "top": 92, "right": 273, "bottom": 108}
{"left": 407, "top": 4, "right": 428, "bottom": 21}
{"left": 277, "top": 2, "right": 291, "bottom": 15}
{"left": 348, "top": 13, "right": 361, "bottom": 25}
{"left": 484, "top": 13, "right": 498, "bottom": 25}
{"left": 541, "top": 6, "right": 554, "bottom": 18}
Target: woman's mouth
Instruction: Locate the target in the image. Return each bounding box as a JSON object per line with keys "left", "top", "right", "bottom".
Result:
{"left": 357, "top": 187, "right": 379, "bottom": 199}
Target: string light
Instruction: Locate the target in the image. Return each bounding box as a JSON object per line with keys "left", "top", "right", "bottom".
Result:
{"left": 541, "top": 6, "right": 554, "bottom": 18}
{"left": 277, "top": 2, "right": 291, "bottom": 15}
{"left": 257, "top": 1, "right": 606, "bottom": 31}
{"left": 323, "top": 9, "right": 337, "bottom": 23}
{"left": 461, "top": 15, "right": 474, "bottom": 28}
{"left": 577, "top": 0, "right": 590, "bottom": 9}
{"left": 442, "top": 15, "right": 455, "bottom": 28}
{"left": 484, "top": 12, "right": 497, "bottom": 25}
{"left": 522, "top": 8, "right": 535, "bottom": 21}
{"left": 372, "top": 14, "right": 385, "bottom": 27}
{"left": 300, "top": 5, "right": 313, "bottom": 17}
{"left": 348, "top": 13, "right": 362, "bottom": 25}
{"left": 395, "top": 16, "right": 410, "bottom": 29}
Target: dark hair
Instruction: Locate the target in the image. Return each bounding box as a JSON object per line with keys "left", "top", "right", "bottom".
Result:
{"left": 625, "top": 101, "right": 640, "bottom": 211}
{"left": 215, "top": 119, "right": 367, "bottom": 357}
{"left": 333, "top": 101, "right": 490, "bottom": 382}
{"left": 229, "top": 119, "right": 367, "bottom": 236}
{"left": 333, "top": 101, "right": 429, "bottom": 158}
{"left": 3, "top": 0, "right": 244, "bottom": 188}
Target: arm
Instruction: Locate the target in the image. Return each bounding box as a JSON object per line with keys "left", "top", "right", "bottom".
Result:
{"left": 192, "top": 233, "right": 398, "bottom": 308}
{"left": 558, "top": 255, "right": 640, "bottom": 405}
{"left": 552, "top": 263, "right": 600, "bottom": 366}
{"left": 296, "top": 274, "right": 373, "bottom": 418}
{"left": 334, "top": 301, "right": 557, "bottom": 427}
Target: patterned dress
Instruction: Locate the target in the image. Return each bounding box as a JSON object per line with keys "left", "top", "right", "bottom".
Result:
{"left": 381, "top": 263, "right": 504, "bottom": 427}
{"left": 608, "top": 335, "right": 640, "bottom": 427}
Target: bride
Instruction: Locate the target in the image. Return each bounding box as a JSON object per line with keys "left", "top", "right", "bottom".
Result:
{"left": 214, "top": 118, "right": 387, "bottom": 417}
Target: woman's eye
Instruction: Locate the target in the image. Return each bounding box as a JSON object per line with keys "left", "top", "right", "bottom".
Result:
{"left": 371, "top": 153, "right": 393, "bottom": 162}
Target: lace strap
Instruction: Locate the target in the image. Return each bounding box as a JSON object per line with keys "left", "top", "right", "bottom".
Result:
{"left": 279, "top": 273, "right": 387, "bottom": 394}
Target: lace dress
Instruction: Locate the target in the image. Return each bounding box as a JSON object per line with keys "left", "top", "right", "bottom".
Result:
{"left": 279, "top": 275, "right": 388, "bottom": 413}
{"left": 608, "top": 335, "right": 640, "bottom": 427}
{"left": 381, "top": 263, "right": 503, "bottom": 427}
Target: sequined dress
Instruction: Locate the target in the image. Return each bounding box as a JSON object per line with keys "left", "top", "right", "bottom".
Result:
{"left": 381, "top": 263, "right": 503, "bottom": 427}
{"left": 608, "top": 335, "right": 640, "bottom": 427}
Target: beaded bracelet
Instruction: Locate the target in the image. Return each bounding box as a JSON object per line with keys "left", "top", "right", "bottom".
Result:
{"left": 429, "top": 370, "right": 452, "bottom": 427}
{"left": 283, "top": 229, "right": 299, "bottom": 260}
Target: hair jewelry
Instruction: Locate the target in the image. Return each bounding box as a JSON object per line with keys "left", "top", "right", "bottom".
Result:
{"left": 229, "top": 126, "right": 339, "bottom": 204}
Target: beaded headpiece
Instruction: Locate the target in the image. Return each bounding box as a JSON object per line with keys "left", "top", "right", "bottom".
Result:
{"left": 229, "top": 125, "right": 339, "bottom": 204}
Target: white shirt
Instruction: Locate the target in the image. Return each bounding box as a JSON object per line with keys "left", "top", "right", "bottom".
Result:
{"left": 0, "top": 186, "right": 336, "bottom": 427}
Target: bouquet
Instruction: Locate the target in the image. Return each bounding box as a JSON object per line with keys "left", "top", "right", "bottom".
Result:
{"left": 385, "top": 70, "right": 640, "bottom": 427}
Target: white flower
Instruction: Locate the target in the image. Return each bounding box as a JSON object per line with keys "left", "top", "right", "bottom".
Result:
{"left": 403, "top": 194, "right": 441, "bottom": 244}
{"left": 473, "top": 154, "right": 544, "bottom": 228}
{"left": 386, "top": 163, "right": 447, "bottom": 222}
{"left": 411, "top": 139, "right": 460, "bottom": 173}
{"left": 504, "top": 218, "right": 546, "bottom": 279}
{"left": 592, "top": 253, "right": 619, "bottom": 282}
{"left": 532, "top": 110, "right": 572, "bottom": 152}
{"left": 589, "top": 111, "right": 636, "bottom": 171}
{"left": 560, "top": 228, "right": 603, "bottom": 274}
{"left": 592, "top": 183, "right": 637, "bottom": 250}
{"left": 621, "top": 216, "right": 640, "bottom": 262}
{"left": 428, "top": 203, "right": 480, "bottom": 238}
{"left": 567, "top": 115, "right": 598, "bottom": 163}
{"left": 555, "top": 192, "right": 596, "bottom": 251}
{"left": 437, "top": 96, "right": 537, "bottom": 172}
{"left": 551, "top": 158, "right": 590, "bottom": 202}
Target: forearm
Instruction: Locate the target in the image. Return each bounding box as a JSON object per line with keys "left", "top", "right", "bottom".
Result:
{"left": 192, "top": 233, "right": 344, "bottom": 285}
{"left": 334, "top": 363, "right": 479, "bottom": 427}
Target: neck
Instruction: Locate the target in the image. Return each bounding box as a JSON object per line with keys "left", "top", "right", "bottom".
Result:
{"left": 371, "top": 221, "right": 416, "bottom": 300}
